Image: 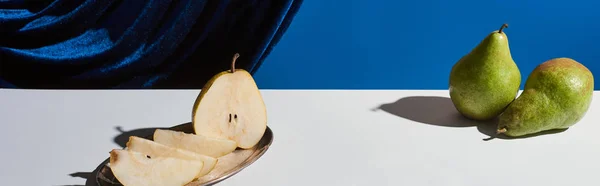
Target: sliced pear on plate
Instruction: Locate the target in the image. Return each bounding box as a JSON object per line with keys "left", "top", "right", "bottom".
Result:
{"left": 109, "top": 149, "right": 203, "bottom": 186}
{"left": 192, "top": 53, "right": 268, "bottom": 149}
{"left": 153, "top": 129, "right": 237, "bottom": 158}
{"left": 126, "top": 136, "right": 217, "bottom": 177}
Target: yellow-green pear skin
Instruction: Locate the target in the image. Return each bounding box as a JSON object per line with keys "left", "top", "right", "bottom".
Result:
{"left": 498, "top": 58, "right": 594, "bottom": 137}
{"left": 449, "top": 24, "right": 521, "bottom": 121}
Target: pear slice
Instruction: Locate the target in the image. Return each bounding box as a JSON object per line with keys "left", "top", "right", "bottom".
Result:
{"left": 192, "top": 53, "right": 267, "bottom": 149}
{"left": 126, "top": 136, "right": 217, "bottom": 177}
{"left": 153, "top": 129, "right": 237, "bottom": 158}
{"left": 109, "top": 149, "right": 203, "bottom": 186}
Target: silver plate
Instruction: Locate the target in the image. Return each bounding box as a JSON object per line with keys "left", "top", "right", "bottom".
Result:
{"left": 95, "top": 123, "right": 274, "bottom": 186}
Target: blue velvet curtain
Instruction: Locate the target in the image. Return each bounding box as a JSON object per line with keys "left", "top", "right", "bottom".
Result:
{"left": 0, "top": 0, "right": 303, "bottom": 89}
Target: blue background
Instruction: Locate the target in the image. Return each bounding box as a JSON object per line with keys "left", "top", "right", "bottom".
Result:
{"left": 253, "top": 0, "right": 600, "bottom": 90}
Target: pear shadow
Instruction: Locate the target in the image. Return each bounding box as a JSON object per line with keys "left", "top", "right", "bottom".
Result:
{"left": 477, "top": 124, "right": 569, "bottom": 140}
{"left": 112, "top": 122, "right": 195, "bottom": 147}
{"left": 373, "top": 96, "right": 487, "bottom": 128}
{"left": 112, "top": 125, "right": 173, "bottom": 148}
{"left": 373, "top": 96, "right": 568, "bottom": 140}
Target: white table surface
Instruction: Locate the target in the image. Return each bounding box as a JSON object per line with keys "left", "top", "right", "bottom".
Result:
{"left": 1, "top": 89, "right": 599, "bottom": 186}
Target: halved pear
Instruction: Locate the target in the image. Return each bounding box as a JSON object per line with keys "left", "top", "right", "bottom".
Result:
{"left": 192, "top": 53, "right": 267, "bottom": 149}
{"left": 126, "top": 136, "right": 217, "bottom": 177}
{"left": 109, "top": 149, "right": 203, "bottom": 186}
{"left": 153, "top": 129, "right": 237, "bottom": 158}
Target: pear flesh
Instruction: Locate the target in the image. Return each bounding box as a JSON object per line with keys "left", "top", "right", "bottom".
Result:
{"left": 497, "top": 58, "right": 594, "bottom": 136}
{"left": 193, "top": 54, "right": 267, "bottom": 149}
{"left": 109, "top": 149, "right": 204, "bottom": 186}
{"left": 126, "top": 136, "right": 217, "bottom": 177}
{"left": 449, "top": 24, "right": 522, "bottom": 121}
{"left": 108, "top": 54, "right": 268, "bottom": 185}
{"left": 153, "top": 129, "right": 238, "bottom": 158}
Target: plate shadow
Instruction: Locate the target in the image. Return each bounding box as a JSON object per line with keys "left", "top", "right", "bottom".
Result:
{"left": 373, "top": 96, "right": 568, "bottom": 140}
{"left": 63, "top": 157, "right": 107, "bottom": 186}
{"left": 112, "top": 124, "right": 176, "bottom": 147}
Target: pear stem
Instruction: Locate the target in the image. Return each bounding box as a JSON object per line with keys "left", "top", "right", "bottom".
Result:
{"left": 498, "top": 23, "right": 508, "bottom": 33}
{"left": 496, "top": 128, "right": 507, "bottom": 134}
{"left": 231, "top": 53, "right": 240, "bottom": 73}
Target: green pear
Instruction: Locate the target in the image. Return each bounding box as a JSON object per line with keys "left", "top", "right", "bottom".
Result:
{"left": 449, "top": 24, "right": 522, "bottom": 120}
{"left": 497, "top": 58, "right": 594, "bottom": 137}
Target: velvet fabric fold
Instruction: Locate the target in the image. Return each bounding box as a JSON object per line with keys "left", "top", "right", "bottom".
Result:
{"left": 0, "top": 0, "right": 303, "bottom": 89}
